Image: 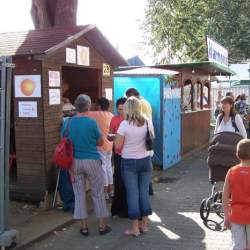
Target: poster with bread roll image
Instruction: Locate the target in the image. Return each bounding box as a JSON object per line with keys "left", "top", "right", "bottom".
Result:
{"left": 77, "top": 45, "right": 90, "bottom": 66}
{"left": 15, "top": 75, "right": 41, "bottom": 98}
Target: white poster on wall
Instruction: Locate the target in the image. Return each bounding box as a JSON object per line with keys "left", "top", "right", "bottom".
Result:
{"left": 66, "top": 48, "right": 76, "bottom": 64}
{"left": 15, "top": 75, "right": 41, "bottom": 98}
{"left": 77, "top": 45, "right": 90, "bottom": 66}
{"left": 49, "top": 89, "right": 61, "bottom": 105}
{"left": 105, "top": 88, "right": 113, "bottom": 101}
{"left": 18, "top": 101, "right": 38, "bottom": 118}
{"left": 49, "top": 71, "right": 60, "bottom": 87}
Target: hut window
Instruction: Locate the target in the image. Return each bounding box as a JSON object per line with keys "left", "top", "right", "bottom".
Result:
{"left": 203, "top": 81, "right": 211, "bottom": 108}
{"left": 196, "top": 81, "right": 203, "bottom": 109}
{"left": 62, "top": 66, "right": 101, "bottom": 113}
{"left": 182, "top": 79, "right": 193, "bottom": 111}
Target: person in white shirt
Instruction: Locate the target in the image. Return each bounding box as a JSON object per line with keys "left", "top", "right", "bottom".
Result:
{"left": 115, "top": 97, "right": 154, "bottom": 236}
{"left": 214, "top": 96, "right": 247, "bottom": 138}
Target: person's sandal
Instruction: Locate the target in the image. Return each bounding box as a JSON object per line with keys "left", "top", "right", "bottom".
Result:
{"left": 139, "top": 226, "right": 148, "bottom": 234}
{"left": 80, "top": 228, "right": 89, "bottom": 236}
{"left": 99, "top": 225, "right": 112, "bottom": 235}
{"left": 124, "top": 229, "right": 140, "bottom": 237}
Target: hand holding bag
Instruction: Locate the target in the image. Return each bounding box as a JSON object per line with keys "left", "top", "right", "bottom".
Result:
{"left": 145, "top": 120, "right": 154, "bottom": 151}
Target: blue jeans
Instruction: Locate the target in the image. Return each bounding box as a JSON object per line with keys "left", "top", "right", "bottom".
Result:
{"left": 121, "top": 156, "right": 152, "bottom": 220}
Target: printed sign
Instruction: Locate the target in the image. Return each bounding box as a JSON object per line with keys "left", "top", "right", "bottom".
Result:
{"left": 207, "top": 36, "right": 228, "bottom": 66}
{"left": 49, "top": 71, "right": 60, "bottom": 87}
{"left": 18, "top": 101, "right": 38, "bottom": 118}
{"left": 77, "top": 46, "right": 90, "bottom": 66}
{"left": 49, "top": 89, "right": 61, "bottom": 105}
{"left": 66, "top": 48, "right": 76, "bottom": 64}
{"left": 103, "top": 64, "right": 111, "bottom": 76}
{"left": 105, "top": 88, "right": 113, "bottom": 101}
{"left": 15, "top": 75, "right": 41, "bottom": 98}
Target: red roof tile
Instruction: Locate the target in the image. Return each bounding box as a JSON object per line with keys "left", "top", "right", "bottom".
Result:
{"left": 0, "top": 25, "right": 89, "bottom": 56}
{"left": 0, "top": 25, "right": 127, "bottom": 67}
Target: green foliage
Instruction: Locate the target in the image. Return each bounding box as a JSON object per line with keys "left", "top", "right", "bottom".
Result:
{"left": 144, "top": 0, "right": 250, "bottom": 63}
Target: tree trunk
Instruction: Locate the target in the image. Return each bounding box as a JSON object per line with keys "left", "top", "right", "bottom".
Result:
{"left": 31, "top": 0, "right": 78, "bottom": 29}
{"left": 31, "top": 0, "right": 52, "bottom": 28}
{"left": 54, "top": 0, "right": 78, "bottom": 27}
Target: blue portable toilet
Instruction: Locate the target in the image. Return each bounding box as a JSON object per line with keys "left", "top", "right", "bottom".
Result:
{"left": 114, "top": 67, "right": 181, "bottom": 170}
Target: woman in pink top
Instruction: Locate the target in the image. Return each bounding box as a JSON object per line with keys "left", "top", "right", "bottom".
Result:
{"left": 88, "top": 98, "right": 114, "bottom": 199}
{"left": 115, "top": 97, "right": 154, "bottom": 236}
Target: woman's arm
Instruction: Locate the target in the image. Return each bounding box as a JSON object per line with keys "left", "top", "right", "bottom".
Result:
{"left": 222, "top": 171, "right": 231, "bottom": 229}
{"left": 97, "top": 136, "right": 104, "bottom": 146}
{"left": 147, "top": 118, "right": 155, "bottom": 138}
{"left": 114, "top": 134, "right": 124, "bottom": 151}
{"left": 115, "top": 120, "right": 126, "bottom": 150}
{"left": 235, "top": 114, "right": 247, "bottom": 138}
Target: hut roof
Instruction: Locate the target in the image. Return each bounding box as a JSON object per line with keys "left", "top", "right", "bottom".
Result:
{"left": 115, "top": 67, "right": 178, "bottom": 76}
{"left": 0, "top": 25, "right": 127, "bottom": 67}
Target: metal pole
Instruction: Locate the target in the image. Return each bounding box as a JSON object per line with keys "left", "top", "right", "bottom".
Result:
{"left": 0, "top": 58, "right": 6, "bottom": 233}
{"left": 0, "top": 57, "right": 18, "bottom": 248}
{"left": 4, "top": 57, "right": 12, "bottom": 228}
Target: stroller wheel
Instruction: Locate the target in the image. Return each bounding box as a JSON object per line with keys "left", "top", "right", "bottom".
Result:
{"left": 213, "top": 191, "right": 222, "bottom": 203}
{"left": 200, "top": 199, "right": 210, "bottom": 221}
{"left": 213, "top": 191, "right": 224, "bottom": 219}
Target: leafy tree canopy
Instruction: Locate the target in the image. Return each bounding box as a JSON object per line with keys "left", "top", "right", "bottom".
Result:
{"left": 144, "top": 0, "right": 250, "bottom": 63}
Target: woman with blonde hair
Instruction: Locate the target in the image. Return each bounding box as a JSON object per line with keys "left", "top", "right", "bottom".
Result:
{"left": 115, "top": 96, "right": 154, "bottom": 236}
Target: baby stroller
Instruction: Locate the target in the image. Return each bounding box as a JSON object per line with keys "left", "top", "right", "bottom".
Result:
{"left": 200, "top": 132, "right": 243, "bottom": 224}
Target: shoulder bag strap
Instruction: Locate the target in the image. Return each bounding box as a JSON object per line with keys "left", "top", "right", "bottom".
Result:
{"left": 63, "top": 118, "right": 71, "bottom": 138}
{"left": 145, "top": 119, "right": 149, "bottom": 132}
{"left": 231, "top": 114, "right": 239, "bottom": 132}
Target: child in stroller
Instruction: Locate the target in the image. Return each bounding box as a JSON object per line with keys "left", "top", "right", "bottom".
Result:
{"left": 200, "top": 131, "right": 243, "bottom": 225}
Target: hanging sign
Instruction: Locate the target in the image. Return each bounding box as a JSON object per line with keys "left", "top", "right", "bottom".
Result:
{"left": 207, "top": 36, "right": 228, "bottom": 66}
{"left": 49, "top": 71, "right": 60, "bottom": 87}
{"left": 105, "top": 88, "right": 113, "bottom": 101}
{"left": 15, "top": 75, "right": 41, "bottom": 98}
{"left": 77, "top": 46, "right": 90, "bottom": 66}
{"left": 18, "top": 101, "right": 38, "bottom": 118}
{"left": 103, "top": 64, "right": 111, "bottom": 76}
{"left": 49, "top": 89, "right": 61, "bottom": 105}
{"left": 66, "top": 48, "right": 76, "bottom": 64}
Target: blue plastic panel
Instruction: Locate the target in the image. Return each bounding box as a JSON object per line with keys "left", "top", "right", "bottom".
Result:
{"left": 163, "top": 80, "right": 181, "bottom": 169}
{"left": 114, "top": 76, "right": 162, "bottom": 165}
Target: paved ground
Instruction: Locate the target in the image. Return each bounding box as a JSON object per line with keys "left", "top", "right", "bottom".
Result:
{"left": 26, "top": 150, "right": 231, "bottom": 250}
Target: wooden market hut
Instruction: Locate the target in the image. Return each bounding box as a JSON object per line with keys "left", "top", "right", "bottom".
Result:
{"left": 154, "top": 61, "right": 235, "bottom": 156}
{"left": 0, "top": 25, "right": 127, "bottom": 201}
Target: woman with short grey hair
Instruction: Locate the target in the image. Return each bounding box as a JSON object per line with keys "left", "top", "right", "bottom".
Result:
{"left": 63, "top": 94, "right": 111, "bottom": 236}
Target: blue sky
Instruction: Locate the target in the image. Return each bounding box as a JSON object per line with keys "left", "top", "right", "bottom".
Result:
{"left": 0, "top": 0, "right": 152, "bottom": 63}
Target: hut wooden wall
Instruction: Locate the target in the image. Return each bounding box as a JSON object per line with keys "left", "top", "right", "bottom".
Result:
{"left": 11, "top": 56, "right": 46, "bottom": 200}
{"left": 42, "top": 35, "right": 114, "bottom": 195}
{"left": 181, "top": 109, "right": 210, "bottom": 156}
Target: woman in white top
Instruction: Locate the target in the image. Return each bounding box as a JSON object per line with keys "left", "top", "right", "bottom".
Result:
{"left": 115, "top": 97, "right": 154, "bottom": 236}
{"left": 214, "top": 96, "right": 247, "bottom": 138}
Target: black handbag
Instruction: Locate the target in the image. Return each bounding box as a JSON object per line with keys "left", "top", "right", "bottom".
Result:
{"left": 145, "top": 120, "right": 154, "bottom": 151}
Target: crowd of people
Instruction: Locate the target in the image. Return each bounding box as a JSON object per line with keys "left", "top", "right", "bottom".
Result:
{"left": 58, "top": 86, "right": 250, "bottom": 247}
{"left": 60, "top": 88, "right": 155, "bottom": 237}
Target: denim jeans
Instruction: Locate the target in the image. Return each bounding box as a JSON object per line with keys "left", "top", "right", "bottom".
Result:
{"left": 121, "top": 156, "right": 152, "bottom": 220}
